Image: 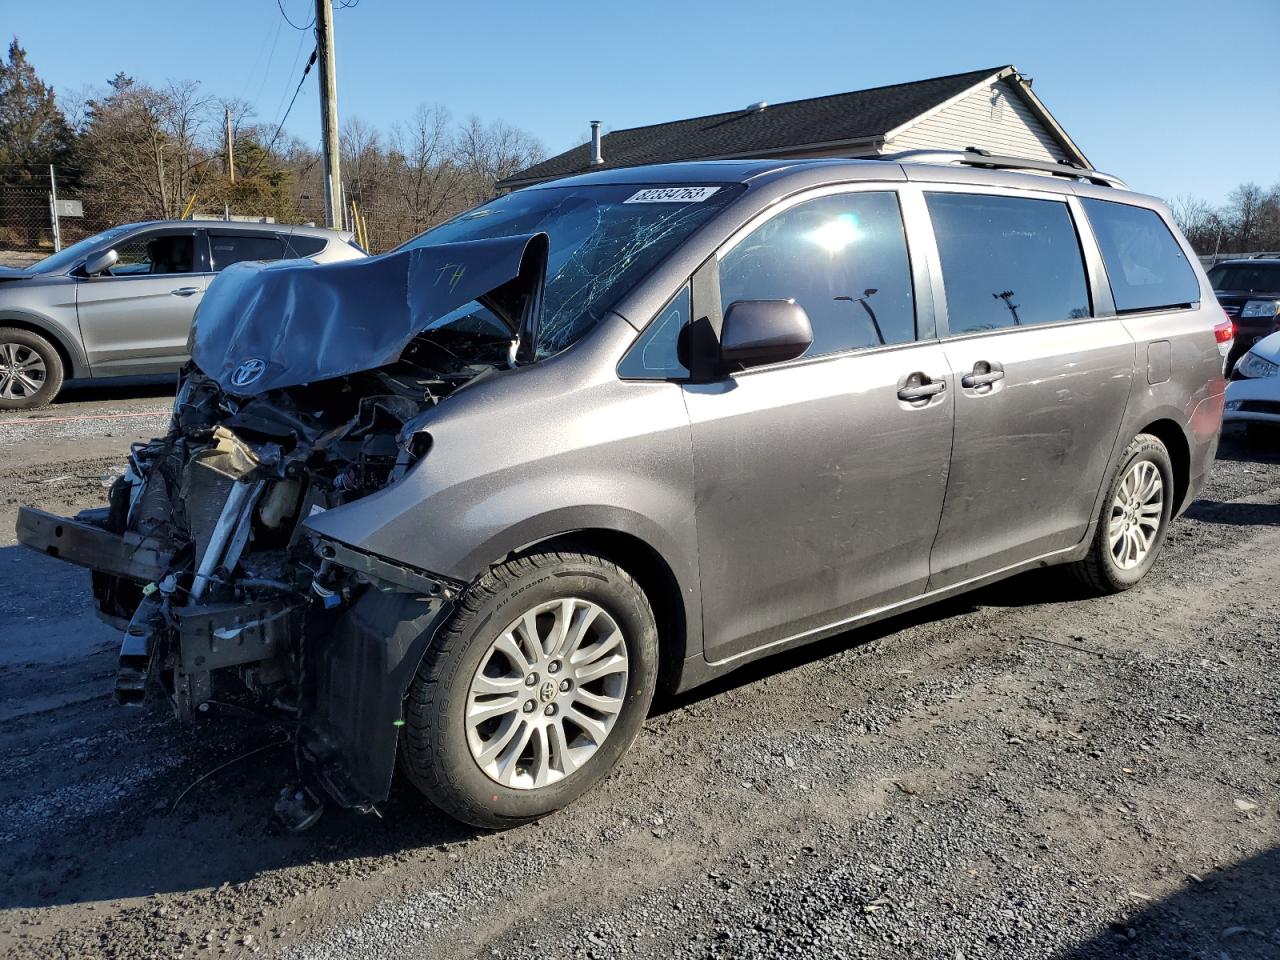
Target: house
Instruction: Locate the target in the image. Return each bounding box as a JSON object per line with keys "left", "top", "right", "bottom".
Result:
{"left": 497, "top": 65, "right": 1089, "bottom": 192}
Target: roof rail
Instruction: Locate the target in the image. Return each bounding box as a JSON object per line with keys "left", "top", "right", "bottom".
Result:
{"left": 880, "top": 148, "right": 1129, "bottom": 190}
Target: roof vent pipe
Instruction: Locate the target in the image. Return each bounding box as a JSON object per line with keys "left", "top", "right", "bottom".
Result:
{"left": 589, "top": 121, "right": 604, "bottom": 166}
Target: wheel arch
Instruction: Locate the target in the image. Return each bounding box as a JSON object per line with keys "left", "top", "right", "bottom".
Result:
{"left": 508, "top": 527, "right": 691, "bottom": 696}
{"left": 1137, "top": 417, "right": 1192, "bottom": 514}
{"left": 0, "top": 312, "right": 88, "bottom": 379}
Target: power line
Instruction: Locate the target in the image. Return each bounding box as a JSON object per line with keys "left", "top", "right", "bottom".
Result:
{"left": 249, "top": 15, "right": 285, "bottom": 106}
{"left": 272, "top": 29, "right": 311, "bottom": 121}
{"left": 275, "top": 0, "right": 314, "bottom": 30}
{"left": 262, "top": 48, "right": 317, "bottom": 159}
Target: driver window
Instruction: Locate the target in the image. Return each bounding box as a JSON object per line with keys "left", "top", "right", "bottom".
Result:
{"left": 109, "top": 234, "right": 195, "bottom": 276}
{"left": 718, "top": 191, "right": 916, "bottom": 359}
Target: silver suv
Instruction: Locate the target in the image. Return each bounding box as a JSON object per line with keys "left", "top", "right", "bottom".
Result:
{"left": 0, "top": 220, "right": 363, "bottom": 407}
{"left": 18, "top": 154, "right": 1226, "bottom": 829}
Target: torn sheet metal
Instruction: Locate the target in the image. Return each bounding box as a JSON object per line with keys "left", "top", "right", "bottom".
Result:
{"left": 190, "top": 232, "right": 548, "bottom": 395}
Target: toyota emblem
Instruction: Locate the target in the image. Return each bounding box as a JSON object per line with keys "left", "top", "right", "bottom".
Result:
{"left": 230, "top": 357, "right": 267, "bottom": 388}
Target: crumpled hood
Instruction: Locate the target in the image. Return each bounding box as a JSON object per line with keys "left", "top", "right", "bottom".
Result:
{"left": 191, "top": 232, "right": 547, "bottom": 395}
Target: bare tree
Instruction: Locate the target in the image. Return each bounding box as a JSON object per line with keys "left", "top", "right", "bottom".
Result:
{"left": 1, "top": 44, "right": 550, "bottom": 252}
{"left": 454, "top": 115, "right": 545, "bottom": 206}
{"left": 81, "top": 77, "right": 215, "bottom": 219}
{"left": 1224, "top": 183, "right": 1266, "bottom": 253}
{"left": 1171, "top": 194, "right": 1217, "bottom": 249}
{"left": 389, "top": 104, "right": 466, "bottom": 234}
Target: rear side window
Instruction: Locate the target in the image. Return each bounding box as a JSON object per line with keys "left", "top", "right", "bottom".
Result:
{"left": 718, "top": 191, "right": 916, "bottom": 359}
{"left": 926, "top": 193, "right": 1090, "bottom": 334}
{"left": 1083, "top": 199, "right": 1200, "bottom": 313}
{"left": 281, "top": 234, "right": 327, "bottom": 258}
{"left": 209, "top": 232, "right": 285, "bottom": 271}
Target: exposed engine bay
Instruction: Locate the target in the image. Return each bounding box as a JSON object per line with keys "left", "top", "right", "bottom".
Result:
{"left": 15, "top": 232, "right": 551, "bottom": 825}
{"left": 17, "top": 359, "right": 468, "bottom": 822}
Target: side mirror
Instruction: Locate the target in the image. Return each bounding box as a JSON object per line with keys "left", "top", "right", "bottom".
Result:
{"left": 83, "top": 249, "right": 119, "bottom": 276}
{"left": 720, "top": 299, "right": 814, "bottom": 369}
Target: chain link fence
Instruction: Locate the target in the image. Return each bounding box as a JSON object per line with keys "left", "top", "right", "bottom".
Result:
{"left": 0, "top": 168, "right": 115, "bottom": 255}
{"left": 0, "top": 165, "right": 469, "bottom": 260}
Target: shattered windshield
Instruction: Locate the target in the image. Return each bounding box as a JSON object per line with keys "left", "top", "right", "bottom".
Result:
{"left": 402, "top": 183, "right": 742, "bottom": 358}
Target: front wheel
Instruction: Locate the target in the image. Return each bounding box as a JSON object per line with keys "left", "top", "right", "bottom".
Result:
{"left": 0, "top": 327, "right": 63, "bottom": 409}
{"left": 1069, "top": 433, "right": 1174, "bottom": 593}
{"left": 400, "top": 550, "right": 658, "bottom": 828}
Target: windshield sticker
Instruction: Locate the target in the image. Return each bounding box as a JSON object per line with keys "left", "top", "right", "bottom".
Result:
{"left": 624, "top": 186, "right": 721, "bottom": 204}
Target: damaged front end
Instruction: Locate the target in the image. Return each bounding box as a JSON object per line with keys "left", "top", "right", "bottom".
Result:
{"left": 16, "top": 232, "right": 549, "bottom": 820}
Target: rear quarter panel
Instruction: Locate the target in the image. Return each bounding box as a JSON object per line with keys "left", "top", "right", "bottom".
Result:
{"left": 1071, "top": 184, "right": 1224, "bottom": 517}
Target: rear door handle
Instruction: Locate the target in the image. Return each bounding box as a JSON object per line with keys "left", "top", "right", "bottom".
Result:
{"left": 170, "top": 287, "right": 199, "bottom": 297}
{"left": 897, "top": 376, "right": 946, "bottom": 401}
{"left": 961, "top": 362, "right": 1005, "bottom": 389}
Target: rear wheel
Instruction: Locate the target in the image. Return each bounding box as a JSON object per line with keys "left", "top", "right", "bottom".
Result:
{"left": 400, "top": 550, "right": 658, "bottom": 828}
{"left": 1069, "top": 433, "right": 1174, "bottom": 593}
{"left": 0, "top": 327, "right": 63, "bottom": 409}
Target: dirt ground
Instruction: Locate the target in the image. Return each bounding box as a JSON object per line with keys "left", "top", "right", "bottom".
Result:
{"left": 1, "top": 382, "right": 1277, "bottom": 960}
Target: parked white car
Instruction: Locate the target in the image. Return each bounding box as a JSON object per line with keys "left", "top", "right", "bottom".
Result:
{"left": 1224, "top": 330, "right": 1280, "bottom": 430}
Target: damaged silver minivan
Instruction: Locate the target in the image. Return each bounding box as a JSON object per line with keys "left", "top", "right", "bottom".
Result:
{"left": 17, "top": 153, "right": 1226, "bottom": 828}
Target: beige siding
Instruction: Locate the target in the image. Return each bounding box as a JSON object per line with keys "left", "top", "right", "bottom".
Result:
{"left": 886, "top": 78, "right": 1067, "bottom": 162}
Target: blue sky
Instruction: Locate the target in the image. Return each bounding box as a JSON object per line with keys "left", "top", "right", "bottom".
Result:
{"left": 6, "top": 0, "right": 1278, "bottom": 205}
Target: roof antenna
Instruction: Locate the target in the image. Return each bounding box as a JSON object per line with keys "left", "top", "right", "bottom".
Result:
{"left": 589, "top": 121, "right": 604, "bottom": 166}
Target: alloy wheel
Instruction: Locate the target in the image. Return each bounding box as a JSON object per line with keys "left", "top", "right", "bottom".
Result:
{"left": 1108, "top": 459, "right": 1164, "bottom": 570}
{"left": 0, "top": 341, "right": 47, "bottom": 400}
{"left": 465, "top": 597, "right": 629, "bottom": 790}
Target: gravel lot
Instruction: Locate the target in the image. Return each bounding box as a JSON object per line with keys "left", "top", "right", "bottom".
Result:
{"left": 1, "top": 384, "right": 1277, "bottom": 960}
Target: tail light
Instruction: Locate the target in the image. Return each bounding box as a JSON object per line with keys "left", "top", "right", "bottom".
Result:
{"left": 1214, "top": 312, "right": 1235, "bottom": 344}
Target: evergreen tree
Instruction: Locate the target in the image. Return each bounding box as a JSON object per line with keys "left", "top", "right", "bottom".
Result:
{"left": 0, "top": 38, "right": 73, "bottom": 180}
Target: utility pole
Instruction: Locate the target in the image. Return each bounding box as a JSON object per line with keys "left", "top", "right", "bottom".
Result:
{"left": 224, "top": 107, "right": 235, "bottom": 183}
{"left": 315, "top": 0, "right": 342, "bottom": 228}
{"left": 48, "top": 164, "right": 61, "bottom": 252}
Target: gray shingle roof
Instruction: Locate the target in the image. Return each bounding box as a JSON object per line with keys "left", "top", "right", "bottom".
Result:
{"left": 501, "top": 66, "right": 1009, "bottom": 187}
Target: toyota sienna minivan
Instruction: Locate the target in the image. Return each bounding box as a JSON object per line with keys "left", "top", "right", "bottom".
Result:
{"left": 18, "top": 152, "right": 1226, "bottom": 829}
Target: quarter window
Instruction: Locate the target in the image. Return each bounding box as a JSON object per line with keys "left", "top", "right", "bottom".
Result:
{"left": 1083, "top": 199, "right": 1201, "bottom": 313}
{"left": 282, "top": 235, "right": 327, "bottom": 258}
{"left": 718, "top": 192, "right": 916, "bottom": 359}
{"left": 618, "top": 285, "right": 691, "bottom": 379}
{"left": 209, "top": 233, "right": 285, "bottom": 271}
{"left": 926, "top": 193, "right": 1090, "bottom": 334}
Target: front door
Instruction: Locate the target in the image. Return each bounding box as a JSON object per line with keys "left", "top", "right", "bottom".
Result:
{"left": 921, "top": 190, "right": 1135, "bottom": 588}
{"left": 76, "top": 227, "right": 210, "bottom": 375}
{"left": 684, "top": 188, "right": 954, "bottom": 664}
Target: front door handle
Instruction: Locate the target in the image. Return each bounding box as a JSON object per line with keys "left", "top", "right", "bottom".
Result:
{"left": 897, "top": 375, "right": 946, "bottom": 402}
{"left": 961, "top": 362, "right": 1005, "bottom": 389}
{"left": 170, "top": 287, "right": 199, "bottom": 297}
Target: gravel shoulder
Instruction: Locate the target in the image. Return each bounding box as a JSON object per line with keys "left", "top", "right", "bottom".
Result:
{"left": 0, "top": 414, "right": 1276, "bottom": 960}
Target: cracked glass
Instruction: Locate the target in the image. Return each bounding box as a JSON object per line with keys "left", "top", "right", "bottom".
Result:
{"left": 400, "top": 183, "right": 741, "bottom": 358}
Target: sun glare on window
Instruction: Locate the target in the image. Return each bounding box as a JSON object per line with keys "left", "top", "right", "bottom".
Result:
{"left": 806, "top": 213, "right": 862, "bottom": 253}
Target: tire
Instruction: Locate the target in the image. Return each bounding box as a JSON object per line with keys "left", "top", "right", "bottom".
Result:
{"left": 400, "top": 550, "right": 658, "bottom": 828}
{"left": 0, "top": 327, "right": 64, "bottom": 409}
{"left": 1069, "top": 433, "right": 1174, "bottom": 594}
